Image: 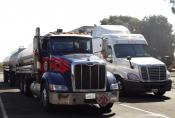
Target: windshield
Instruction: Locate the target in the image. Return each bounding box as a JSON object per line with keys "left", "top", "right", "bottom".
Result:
{"left": 114, "top": 44, "right": 151, "bottom": 58}
{"left": 50, "top": 36, "right": 92, "bottom": 55}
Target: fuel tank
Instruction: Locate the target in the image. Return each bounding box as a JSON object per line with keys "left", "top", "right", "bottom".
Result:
{"left": 17, "top": 43, "right": 33, "bottom": 65}
{"left": 3, "top": 47, "right": 25, "bottom": 71}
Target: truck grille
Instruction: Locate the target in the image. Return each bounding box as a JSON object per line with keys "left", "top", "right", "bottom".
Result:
{"left": 74, "top": 64, "right": 106, "bottom": 90}
{"left": 141, "top": 66, "right": 166, "bottom": 81}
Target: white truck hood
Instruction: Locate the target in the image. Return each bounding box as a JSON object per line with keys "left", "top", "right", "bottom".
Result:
{"left": 129, "top": 57, "right": 165, "bottom": 66}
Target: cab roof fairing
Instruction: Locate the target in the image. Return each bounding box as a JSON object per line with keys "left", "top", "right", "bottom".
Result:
{"left": 103, "top": 34, "right": 148, "bottom": 45}
{"left": 92, "top": 25, "right": 130, "bottom": 38}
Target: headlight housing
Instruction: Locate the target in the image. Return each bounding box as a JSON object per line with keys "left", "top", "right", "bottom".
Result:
{"left": 110, "top": 83, "right": 119, "bottom": 90}
{"left": 127, "top": 73, "right": 139, "bottom": 80}
{"left": 49, "top": 84, "right": 68, "bottom": 92}
{"left": 167, "top": 71, "right": 171, "bottom": 79}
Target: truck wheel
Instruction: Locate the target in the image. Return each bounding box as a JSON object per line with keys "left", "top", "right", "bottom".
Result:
{"left": 115, "top": 76, "right": 125, "bottom": 95}
{"left": 100, "top": 103, "right": 113, "bottom": 112}
{"left": 41, "top": 82, "right": 52, "bottom": 112}
{"left": 3, "top": 71, "right": 8, "bottom": 83}
{"left": 153, "top": 89, "right": 166, "bottom": 96}
{"left": 19, "top": 78, "right": 24, "bottom": 94}
{"left": 23, "top": 79, "right": 32, "bottom": 96}
{"left": 9, "top": 73, "right": 15, "bottom": 87}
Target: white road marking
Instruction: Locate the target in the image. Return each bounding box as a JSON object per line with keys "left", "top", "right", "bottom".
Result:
{"left": 119, "top": 104, "right": 169, "bottom": 118}
{"left": 0, "top": 96, "right": 8, "bottom": 118}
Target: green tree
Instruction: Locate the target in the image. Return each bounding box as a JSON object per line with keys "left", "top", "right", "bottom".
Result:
{"left": 141, "top": 15, "right": 175, "bottom": 65}
{"left": 100, "top": 15, "right": 175, "bottom": 66}
{"left": 170, "top": 0, "right": 175, "bottom": 14}
{"left": 0, "top": 62, "right": 2, "bottom": 72}
{"left": 100, "top": 15, "right": 141, "bottom": 33}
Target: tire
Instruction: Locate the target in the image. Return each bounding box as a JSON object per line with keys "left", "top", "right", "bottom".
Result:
{"left": 115, "top": 76, "right": 125, "bottom": 95}
{"left": 3, "top": 71, "right": 8, "bottom": 83}
{"left": 23, "top": 78, "right": 32, "bottom": 96}
{"left": 41, "top": 82, "right": 52, "bottom": 112}
{"left": 153, "top": 89, "right": 166, "bottom": 96}
{"left": 100, "top": 103, "right": 113, "bottom": 112}
{"left": 9, "top": 73, "right": 15, "bottom": 87}
{"left": 19, "top": 78, "right": 24, "bottom": 94}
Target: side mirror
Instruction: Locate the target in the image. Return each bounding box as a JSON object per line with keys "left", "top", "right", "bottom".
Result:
{"left": 127, "top": 56, "right": 133, "bottom": 69}
{"left": 127, "top": 56, "right": 131, "bottom": 61}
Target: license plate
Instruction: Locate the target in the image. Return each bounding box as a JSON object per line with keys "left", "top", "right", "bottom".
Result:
{"left": 85, "top": 93, "right": 96, "bottom": 99}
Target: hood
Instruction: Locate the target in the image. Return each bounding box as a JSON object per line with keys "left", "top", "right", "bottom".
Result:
{"left": 129, "top": 57, "right": 165, "bottom": 66}
{"left": 62, "top": 54, "right": 104, "bottom": 63}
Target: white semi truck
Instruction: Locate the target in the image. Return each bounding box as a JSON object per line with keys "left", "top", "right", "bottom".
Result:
{"left": 92, "top": 25, "right": 172, "bottom": 96}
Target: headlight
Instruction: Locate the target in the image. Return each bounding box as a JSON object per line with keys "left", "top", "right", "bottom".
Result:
{"left": 127, "top": 73, "right": 139, "bottom": 80}
{"left": 110, "top": 83, "right": 119, "bottom": 90}
{"left": 49, "top": 84, "right": 68, "bottom": 91}
{"left": 167, "top": 71, "right": 171, "bottom": 79}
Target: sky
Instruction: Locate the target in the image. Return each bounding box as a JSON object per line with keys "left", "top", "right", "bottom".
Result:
{"left": 0, "top": 0, "right": 175, "bottom": 62}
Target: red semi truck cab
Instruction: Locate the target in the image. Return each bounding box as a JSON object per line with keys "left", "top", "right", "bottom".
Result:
{"left": 4, "top": 28, "right": 119, "bottom": 112}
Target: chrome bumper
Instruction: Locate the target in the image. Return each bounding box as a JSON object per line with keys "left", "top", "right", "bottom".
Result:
{"left": 49, "top": 91, "right": 119, "bottom": 105}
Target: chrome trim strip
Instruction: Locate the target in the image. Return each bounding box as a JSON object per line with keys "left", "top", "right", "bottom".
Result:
{"left": 71, "top": 64, "right": 75, "bottom": 92}
{"left": 146, "top": 66, "right": 150, "bottom": 80}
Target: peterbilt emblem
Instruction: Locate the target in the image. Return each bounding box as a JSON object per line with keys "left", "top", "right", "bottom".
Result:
{"left": 86, "top": 62, "right": 95, "bottom": 66}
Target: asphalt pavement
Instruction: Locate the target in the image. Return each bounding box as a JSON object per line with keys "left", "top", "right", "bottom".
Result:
{"left": 1, "top": 72, "right": 175, "bottom": 118}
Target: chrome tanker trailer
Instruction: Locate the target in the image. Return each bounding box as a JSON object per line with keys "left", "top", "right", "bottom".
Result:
{"left": 10, "top": 28, "right": 119, "bottom": 112}
{"left": 2, "top": 47, "right": 25, "bottom": 85}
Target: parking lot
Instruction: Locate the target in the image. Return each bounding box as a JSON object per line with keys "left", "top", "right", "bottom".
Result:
{"left": 0, "top": 72, "right": 175, "bottom": 118}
